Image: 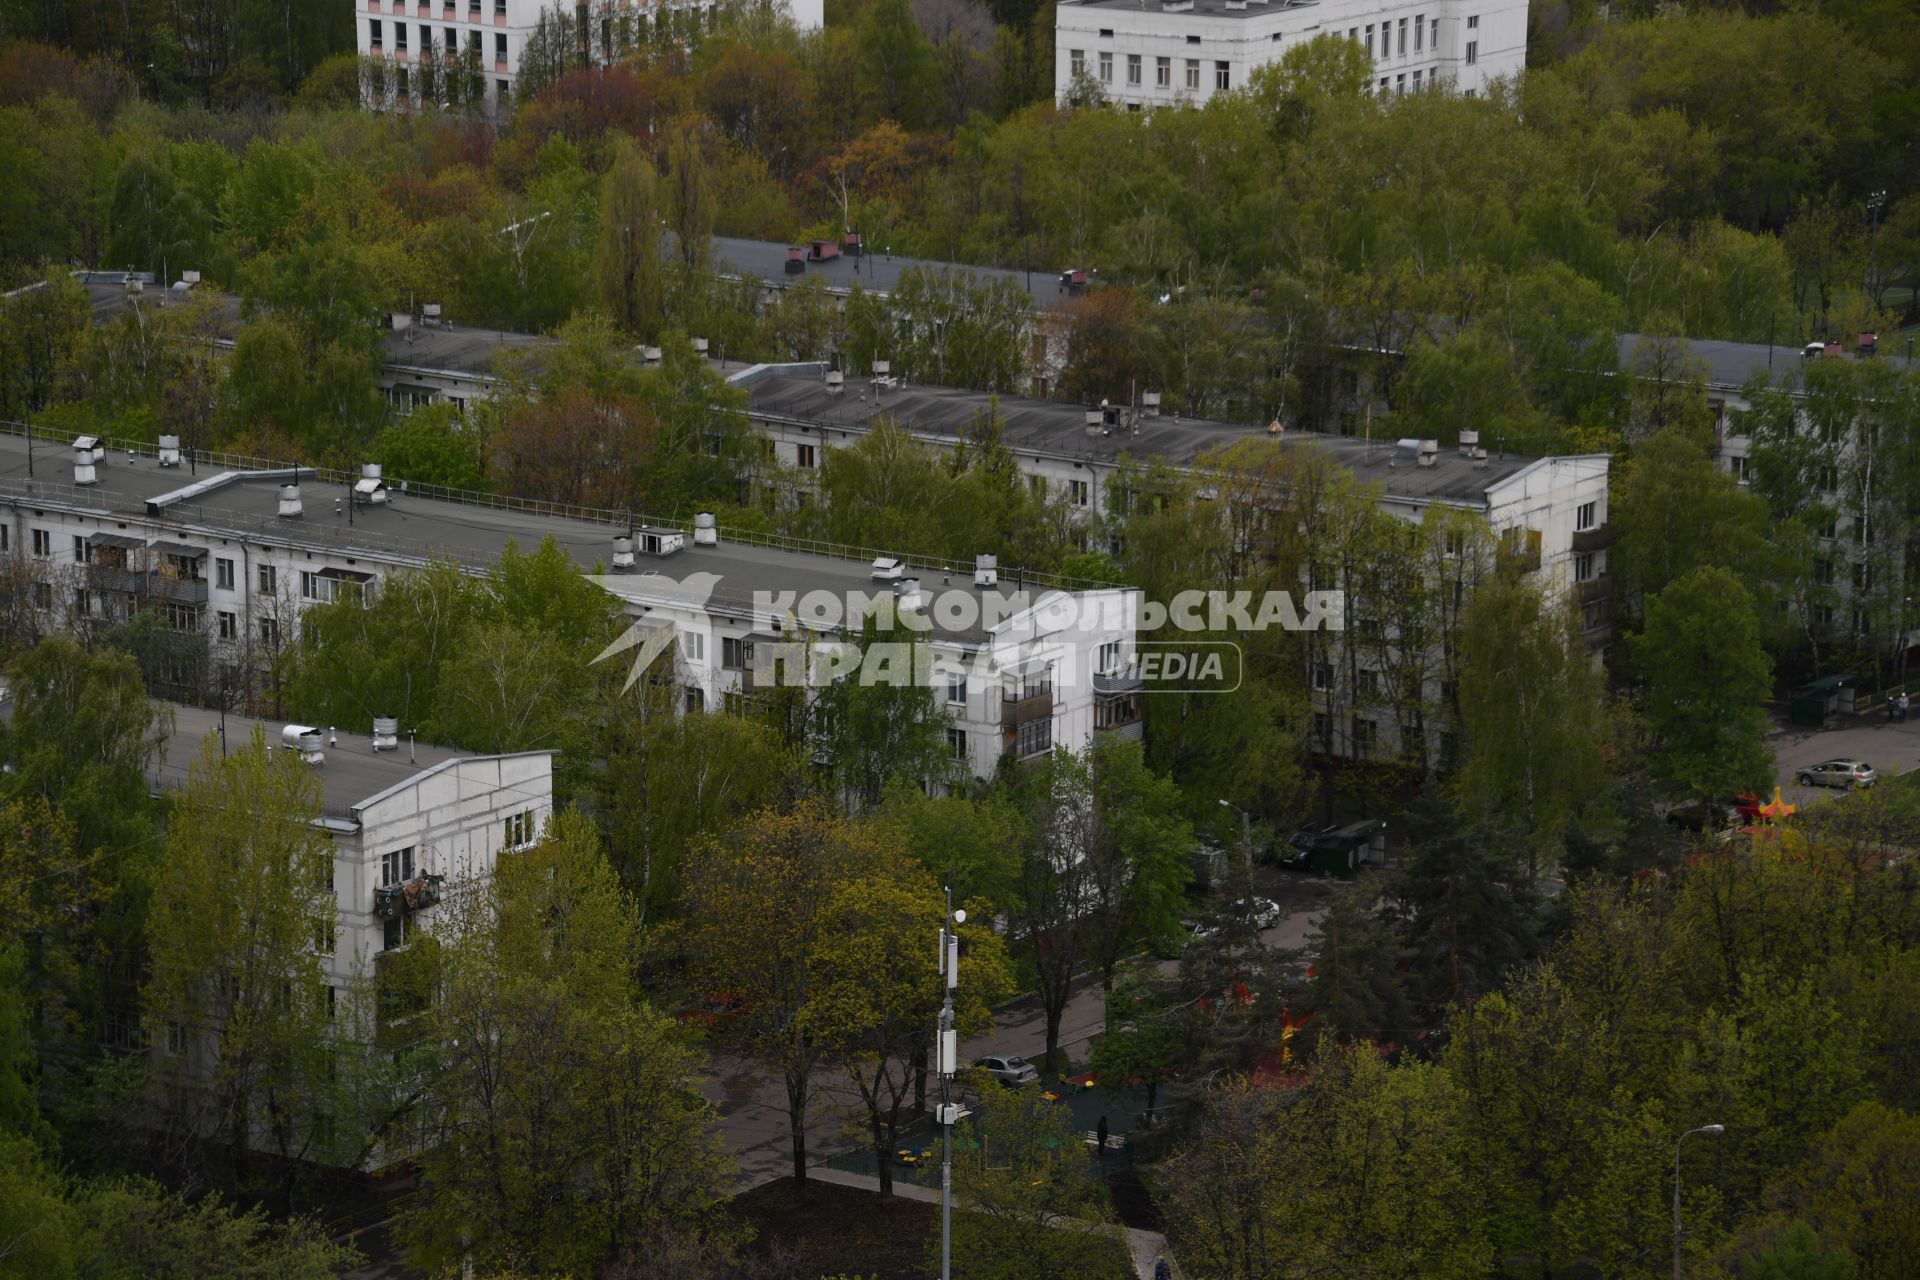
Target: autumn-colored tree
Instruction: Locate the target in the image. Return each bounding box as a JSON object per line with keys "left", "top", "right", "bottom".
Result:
{"left": 1054, "top": 287, "right": 1152, "bottom": 407}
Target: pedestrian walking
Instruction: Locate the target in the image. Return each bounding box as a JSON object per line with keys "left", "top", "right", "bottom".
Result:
{"left": 1154, "top": 1255, "right": 1173, "bottom": 1280}
{"left": 1096, "top": 1114, "right": 1109, "bottom": 1155}
{"left": 1900, "top": 692, "right": 1910, "bottom": 723}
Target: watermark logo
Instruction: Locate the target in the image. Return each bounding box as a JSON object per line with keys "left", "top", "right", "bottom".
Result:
{"left": 586, "top": 572, "right": 1335, "bottom": 694}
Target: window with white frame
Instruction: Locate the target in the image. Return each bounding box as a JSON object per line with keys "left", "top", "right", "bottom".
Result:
{"left": 680, "top": 630, "right": 705, "bottom": 662}
{"left": 947, "top": 727, "right": 968, "bottom": 762}
{"left": 945, "top": 670, "right": 967, "bottom": 706}
{"left": 215, "top": 556, "right": 234, "bottom": 589}
{"left": 1575, "top": 553, "right": 1595, "bottom": 582}
{"left": 1576, "top": 501, "right": 1596, "bottom": 531}
{"left": 1014, "top": 717, "right": 1052, "bottom": 758}
{"left": 218, "top": 611, "right": 236, "bottom": 641}
{"left": 259, "top": 616, "right": 279, "bottom": 647}
{"left": 258, "top": 564, "right": 277, "bottom": 594}
{"left": 31, "top": 528, "right": 49, "bottom": 559}
{"left": 1097, "top": 640, "right": 1125, "bottom": 674}
{"left": 1070, "top": 48, "right": 1084, "bottom": 77}
{"left": 1156, "top": 55, "right": 1170, "bottom": 86}
{"left": 1465, "top": 39, "right": 1477, "bottom": 63}
{"left": 1184, "top": 58, "right": 1200, "bottom": 89}
{"left": 722, "top": 636, "right": 753, "bottom": 670}
{"left": 380, "top": 846, "right": 416, "bottom": 886}
{"left": 1415, "top": 13, "right": 1423, "bottom": 49}
{"left": 1069, "top": 478, "right": 1090, "bottom": 506}
{"left": 1398, "top": 17, "right": 1407, "bottom": 53}
{"left": 1214, "top": 60, "right": 1229, "bottom": 89}
{"left": 1098, "top": 50, "right": 1111, "bottom": 81}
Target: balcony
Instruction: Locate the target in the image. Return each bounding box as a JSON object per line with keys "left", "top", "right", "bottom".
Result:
{"left": 374, "top": 873, "right": 445, "bottom": 919}
{"left": 1001, "top": 688, "right": 1054, "bottom": 729}
{"left": 1574, "top": 575, "right": 1611, "bottom": 605}
{"left": 1571, "top": 522, "right": 1618, "bottom": 553}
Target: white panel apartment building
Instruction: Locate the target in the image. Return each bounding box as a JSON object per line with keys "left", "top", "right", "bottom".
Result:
{"left": 356, "top": 0, "right": 825, "bottom": 115}
{"left": 0, "top": 430, "right": 1141, "bottom": 781}
{"left": 1055, "top": 0, "right": 1527, "bottom": 107}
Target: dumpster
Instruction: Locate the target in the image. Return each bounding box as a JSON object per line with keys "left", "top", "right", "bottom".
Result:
{"left": 1788, "top": 675, "right": 1857, "bottom": 727}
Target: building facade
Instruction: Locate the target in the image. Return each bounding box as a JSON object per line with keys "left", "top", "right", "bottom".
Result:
{"left": 1054, "top": 0, "right": 1527, "bottom": 108}
{"left": 355, "top": 0, "right": 825, "bottom": 115}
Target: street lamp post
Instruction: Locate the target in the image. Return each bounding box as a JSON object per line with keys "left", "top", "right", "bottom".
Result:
{"left": 1867, "top": 190, "right": 1888, "bottom": 304}
{"left": 1672, "top": 1123, "right": 1725, "bottom": 1280}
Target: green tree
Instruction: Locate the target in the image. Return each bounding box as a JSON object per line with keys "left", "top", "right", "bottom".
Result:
{"left": 947, "top": 1083, "right": 1130, "bottom": 1280}
{"left": 404, "top": 811, "right": 733, "bottom": 1275}
{"left": 370, "top": 403, "right": 487, "bottom": 492}
{"left": 595, "top": 135, "right": 665, "bottom": 339}
{"left": 1632, "top": 566, "right": 1775, "bottom": 800}
{"left": 1611, "top": 424, "right": 1775, "bottom": 624}
{"left": 142, "top": 729, "right": 340, "bottom": 1177}
{"left": 1454, "top": 573, "right": 1607, "bottom": 879}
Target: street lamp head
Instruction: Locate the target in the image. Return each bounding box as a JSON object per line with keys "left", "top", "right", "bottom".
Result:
{"left": 1218, "top": 798, "right": 1232, "bottom": 809}
{"left": 1701, "top": 1124, "right": 1725, "bottom": 1135}
{"left": 952, "top": 908, "right": 966, "bottom": 925}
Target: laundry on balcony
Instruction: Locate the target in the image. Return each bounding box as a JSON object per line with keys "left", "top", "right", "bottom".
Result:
{"left": 373, "top": 872, "right": 445, "bottom": 919}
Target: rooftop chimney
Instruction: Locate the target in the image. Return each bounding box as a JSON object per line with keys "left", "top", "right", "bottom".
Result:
{"left": 158, "top": 434, "right": 181, "bottom": 467}
{"left": 694, "top": 512, "right": 718, "bottom": 546}
{"left": 826, "top": 369, "right": 845, "bottom": 395}
{"left": 611, "top": 535, "right": 635, "bottom": 572}
{"left": 372, "top": 717, "right": 399, "bottom": 751}
{"left": 785, "top": 245, "right": 806, "bottom": 275}
{"left": 1458, "top": 428, "right": 1480, "bottom": 455}
{"left": 975, "top": 554, "right": 998, "bottom": 588}
{"left": 1141, "top": 391, "right": 1162, "bottom": 416}
{"left": 422, "top": 303, "right": 442, "bottom": 325}
{"left": 279, "top": 484, "right": 303, "bottom": 518}
{"left": 1417, "top": 439, "right": 1439, "bottom": 467}
{"left": 72, "top": 436, "right": 98, "bottom": 486}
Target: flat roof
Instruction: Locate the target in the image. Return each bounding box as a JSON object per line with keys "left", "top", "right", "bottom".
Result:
{"left": 0, "top": 431, "right": 1095, "bottom": 644}
{"left": 707, "top": 236, "right": 1070, "bottom": 310}
{"left": 1617, "top": 333, "right": 1915, "bottom": 394}
{"left": 1064, "top": 0, "right": 1311, "bottom": 19}
{"left": 151, "top": 704, "right": 470, "bottom": 816}
{"left": 746, "top": 371, "right": 1546, "bottom": 506}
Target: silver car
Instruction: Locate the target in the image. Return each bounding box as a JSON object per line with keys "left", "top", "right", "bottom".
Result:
{"left": 1796, "top": 759, "right": 1877, "bottom": 789}
{"left": 971, "top": 1055, "right": 1039, "bottom": 1087}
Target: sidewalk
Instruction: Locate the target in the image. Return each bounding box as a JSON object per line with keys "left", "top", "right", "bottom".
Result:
{"left": 807, "top": 1166, "right": 1181, "bottom": 1280}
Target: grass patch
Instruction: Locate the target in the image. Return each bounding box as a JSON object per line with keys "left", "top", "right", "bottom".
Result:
{"left": 733, "top": 1178, "right": 938, "bottom": 1280}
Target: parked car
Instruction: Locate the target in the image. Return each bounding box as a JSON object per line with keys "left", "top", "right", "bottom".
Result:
{"left": 971, "top": 1055, "right": 1039, "bottom": 1087}
{"left": 1234, "top": 896, "right": 1283, "bottom": 930}
{"left": 1668, "top": 792, "right": 1769, "bottom": 831}
{"left": 1796, "top": 759, "right": 1877, "bottom": 789}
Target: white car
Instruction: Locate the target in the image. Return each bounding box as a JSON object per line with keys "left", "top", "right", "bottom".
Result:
{"left": 1239, "top": 897, "right": 1282, "bottom": 930}
{"left": 1796, "top": 759, "right": 1877, "bottom": 790}
{"left": 971, "top": 1055, "right": 1039, "bottom": 1087}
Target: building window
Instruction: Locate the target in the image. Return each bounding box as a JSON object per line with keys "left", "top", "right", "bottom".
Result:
{"left": 383, "top": 914, "right": 409, "bottom": 952}
{"left": 72, "top": 587, "right": 89, "bottom": 616}
{"left": 1729, "top": 455, "right": 1749, "bottom": 483}
{"left": 218, "top": 611, "right": 236, "bottom": 641}
{"left": 947, "top": 728, "right": 968, "bottom": 762}
{"left": 722, "top": 636, "right": 753, "bottom": 670}
{"left": 1814, "top": 558, "right": 1834, "bottom": 586}
{"left": 369, "top": 17, "right": 382, "bottom": 48}
{"left": 31, "top": 528, "right": 49, "bottom": 559}
{"left": 1576, "top": 501, "right": 1596, "bottom": 531}
{"left": 259, "top": 617, "right": 279, "bottom": 647}
{"left": 1465, "top": 39, "right": 1477, "bottom": 64}
{"left": 504, "top": 808, "right": 537, "bottom": 849}
{"left": 165, "top": 601, "right": 197, "bottom": 631}
{"left": 494, "top": 31, "right": 506, "bottom": 59}
{"left": 496, "top": 78, "right": 508, "bottom": 105}
{"left": 301, "top": 571, "right": 323, "bottom": 601}
{"left": 1069, "top": 479, "right": 1090, "bottom": 506}
{"left": 1365, "top": 23, "right": 1374, "bottom": 53}
{"left": 1311, "top": 662, "right": 1332, "bottom": 692}
{"left": 1097, "top": 640, "right": 1124, "bottom": 674}
{"left": 945, "top": 671, "right": 968, "bottom": 706}
{"left": 1398, "top": 17, "right": 1407, "bottom": 53}
{"left": 1070, "top": 48, "right": 1084, "bottom": 77}
{"left": 1127, "top": 53, "right": 1141, "bottom": 85}
{"left": 380, "top": 846, "right": 416, "bottom": 886}
{"left": 796, "top": 443, "right": 816, "bottom": 470}
{"left": 1395, "top": 72, "right": 1405, "bottom": 93}
{"left": 32, "top": 582, "right": 50, "bottom": 609}
{"left": 1184, "top": 58, "right": 1200, "bottom": 89}
{"left": 1353, "top": 717, "right": 1378, "bottom": 754}
{"left": 679, "top": 630, "right": 705, "bottom": 662}
{"left": 258, "top": 564, "right": 277, "bottom": 594}
{"left": 1014, "top": 717, "right": 1052, "bottom": 759}
{"left": 1415, "top": 13, "right": 1423, "bottom": 49}
{"left": 1430, "top": 16, "right": 1439, "bottom": 47}
{"left": 1413, "top": 69, "right": 1423, "bottom": 88}
{"left": 1575, "top": 553, "right": 1595, "bottom": 582}
{"left": 1098, "top": 50, "right": 1111, "bottom": 82}
{"left": 316, "top": 923, "right": 333, "bottom": 955}
{"left": 1156, "top": 55, "right": 1170, "bottom": 87}
{"left": 1355, "top": 668, "right": 1380, "bottom": 698}
{"left": 215, "top": 556, "right": 234, "bottom": 589}
{"left": 395, "top": 22, "right": 407, "bottom": 50}
{"left": 1214, "top": 60, "right": 1229, "bottom": 90}
{"left": 1467, "top": 13, "right": 1479, "bottom": 26}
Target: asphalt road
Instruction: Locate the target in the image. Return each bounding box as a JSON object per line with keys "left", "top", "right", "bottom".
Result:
{"left": 1770, "top": 710, "right": 1920, "bottom": 808}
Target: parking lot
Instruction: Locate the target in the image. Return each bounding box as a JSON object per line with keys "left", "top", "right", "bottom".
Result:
{"left": 1771, "top": 711, "right": 1920, "bottom": 809}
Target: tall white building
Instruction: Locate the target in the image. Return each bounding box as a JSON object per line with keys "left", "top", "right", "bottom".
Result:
{"left": 1054, "top": 0, "right": 1527, "bottom": 108}
{"left": 355, "top": 0, "right": 825, "bottom": 115}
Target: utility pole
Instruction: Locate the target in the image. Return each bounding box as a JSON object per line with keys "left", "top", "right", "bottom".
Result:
{"left": 1867, "top": 190, "right": 1888, "bottom": 306}
{"left": 1673, "top": 1123, "right": 1725, "bottom": 1280}
{"left": 936, "top": 888, "right": 966, "bottom": 1280}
